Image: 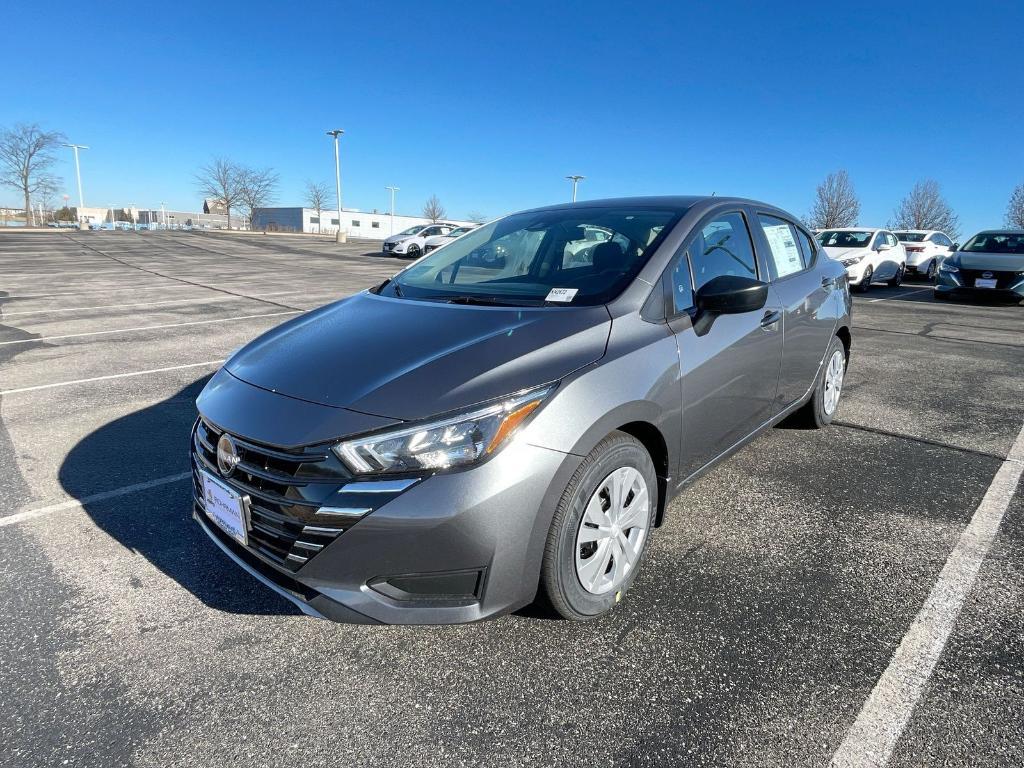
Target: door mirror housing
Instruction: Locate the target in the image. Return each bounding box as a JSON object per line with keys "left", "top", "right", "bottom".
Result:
{"left": 877, "top": 243, "right": 893, "bottom": 252}
{"left": 950, "top": 243, "right": 959, "bottom": 251}
{"left": 695, "top": 275, "right": 769, "bottom": 315}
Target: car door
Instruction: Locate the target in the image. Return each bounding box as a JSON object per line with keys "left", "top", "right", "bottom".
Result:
{"left": 663, "top": 209, "right": 785, "bottom": 481}
{"left": 752, "top": 213, "right": 837, "bottom": 409}
{"left": 871, "top": 231, "right": 893, "bottom": 278}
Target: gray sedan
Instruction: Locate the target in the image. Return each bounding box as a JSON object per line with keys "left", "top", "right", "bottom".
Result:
{"left": 191, "top": 196, "right": 852, "bottom": 624}
{"left": 935, "top": 230, "right": 1024, "bottom": 303}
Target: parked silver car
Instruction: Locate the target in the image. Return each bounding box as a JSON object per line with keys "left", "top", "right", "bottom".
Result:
{"left": 935, "top": 230, "right": 1024, "bottom": 302}
{"left": 192, "top": 196, "right": 852, "bottom": 624}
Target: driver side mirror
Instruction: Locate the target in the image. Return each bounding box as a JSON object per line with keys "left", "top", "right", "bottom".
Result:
{"left": 877, "top": 243, "right": 892, "bottom": 252}
{"left": 950, "top": 243, "right": 959, "bottom": 251}
{"left": 695, "top": 275, "right": 769, "bottom": 315}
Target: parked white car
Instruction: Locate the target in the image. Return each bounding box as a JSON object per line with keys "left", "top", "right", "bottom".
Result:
{"left": 817, "top": 228, "right": 906, "bottom": 292}
{"left": 382, "top": 223, "right": 458, "bottom": 258}
{"left": 423, "top": 225, "right": 477, "bottom": 253}
{"left": 892, "top": 230, "right": 957, "bottom": 280}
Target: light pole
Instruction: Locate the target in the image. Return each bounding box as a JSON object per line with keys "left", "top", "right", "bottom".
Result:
{"left": 326, "top": 129, "right": 345, "bottom": 243}
{"left": 385, "top": 185, "right": 399, "bottom": 235}
{"left": 161, "top": 202, "right": 166, "bottom": 229}
{"left": 566, "top": 174, "right": 585, "bottom": 203}
{"left": 63, "top": 143, "right": 89, "bottom": 210}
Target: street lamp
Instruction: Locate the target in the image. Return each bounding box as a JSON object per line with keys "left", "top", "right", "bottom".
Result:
{"left": 385, "top": 185, "right": 399, "bottom": 235}
{"left": 326, "top": 129, "right": 345, "bottom": 243}
{"left": 63, "top": 143, "right": 89, "bottom": 210}
{"left": 566, "top": 174, "right": 585, "bottom": 203}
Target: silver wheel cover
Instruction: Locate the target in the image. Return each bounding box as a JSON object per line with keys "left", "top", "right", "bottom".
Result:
{"left": 823, "top": 349, "right": 845, "bottom": 416}
{"left": 574, "top": 466, "right": 650, "bottom": 595}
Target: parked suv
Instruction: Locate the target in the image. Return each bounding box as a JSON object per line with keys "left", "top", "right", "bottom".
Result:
{"left": 817, "top": 228, "right": 906, "bottom": 291}
{"left": 893, "top": 230, "right": 956, "bottom": 279}
{"left": 192, "top": 196, "right": 852, "bottom": 624}
{"left": 382, "top": 223, "right": 457, "bottom": 258}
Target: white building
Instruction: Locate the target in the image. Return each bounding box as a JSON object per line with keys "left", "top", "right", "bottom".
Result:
{"left": 252, "top": 207, "right": 474, "bottom": 240}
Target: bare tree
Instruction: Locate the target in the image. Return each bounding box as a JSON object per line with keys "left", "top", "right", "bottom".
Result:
{"left": 466, "top": 210, "right": 488, "bottom": 224}
{"left": 304, "top": 180, "right": 333, "bottom": 233}
{"left": 195, "top": 158, "right": 244, "bottom": 229}
{"left": 889, "top": 179, "right": 960, "bottom": 239}
{"left": 805, "top": 170, "right": 860, "bottom": 229}
{"left": 422, "top": 194, "right": 447, "bottom": 222}
{"left": 1006, "top": 184, "right": 1024, "bottom": 230}
{"left": 0, "top": 123, "right": 65, "bottom": 224}
{"left": 237, "top": 166, "right": 280, "bottom": 229}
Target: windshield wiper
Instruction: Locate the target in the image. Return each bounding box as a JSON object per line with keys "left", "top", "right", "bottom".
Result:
{"left": 428, "top": 294, "right": 542, "bottom": 307}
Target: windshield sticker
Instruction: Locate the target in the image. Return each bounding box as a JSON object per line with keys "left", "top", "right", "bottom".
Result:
{"left": 545, "top": 288, "right": 579, "bottom": 303}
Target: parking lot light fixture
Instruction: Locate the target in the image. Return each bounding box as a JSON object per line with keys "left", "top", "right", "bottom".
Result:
{"left": 327, "top": 129, "right": 345, "bottom": 243}
{"left": 566, "top": 174, "right": 585, "bottom": 203}
{"left": 63, "top": 143, "right": 89, "bottom": 210}
{"left": 386, "top": 185, "right": 399, "bottom": 235}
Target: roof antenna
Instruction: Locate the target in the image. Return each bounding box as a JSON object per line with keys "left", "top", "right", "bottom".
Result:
{"left": 711, "top": 191, "right": 716, "bottom": 196}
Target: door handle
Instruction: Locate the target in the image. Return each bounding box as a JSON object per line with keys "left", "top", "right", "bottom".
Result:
{"left": 760, "top": 310, "right": 781, "bottom": 328}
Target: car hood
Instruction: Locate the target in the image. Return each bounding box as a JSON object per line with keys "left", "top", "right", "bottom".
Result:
{"left": 823, "top": 246, "right": 869, "bottom": 261}
{"left": 383, "top": 235, "right": 410, "bottom": 245}
{"left": 225, "top": 292, "right": 612, "bottom": 421}
{"left": 953, "top": 252, "right": 1024, "bottom": 271}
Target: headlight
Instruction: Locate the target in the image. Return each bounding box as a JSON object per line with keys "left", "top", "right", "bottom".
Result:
{"left": 938, "top": 260, "right": 959, "bottom": 274}
{"left": 840, "top": 255, "right": 865, "bottom": 267}
{"left": 334, "top": 386, "right": 554, "bottom": 474}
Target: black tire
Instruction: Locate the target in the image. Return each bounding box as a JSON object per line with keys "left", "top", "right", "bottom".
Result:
{"left": 405, "top": 244, "right": 421, "bottom": 260}
{"left": 856, "top": 265, "right": 873, "bottom": 293}
{"left": 794, "top": 335, "right": 846, "bottom": 429}
{"left": 888, "top": 264, "right": 905, "bottom": 287}
{"left": 539, "top": 432, "right": 657, "bottom": 621}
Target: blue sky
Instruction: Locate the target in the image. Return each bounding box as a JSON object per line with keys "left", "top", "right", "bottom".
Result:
{"left": 4, "top": 0, "right": 1023, "bottom": 236}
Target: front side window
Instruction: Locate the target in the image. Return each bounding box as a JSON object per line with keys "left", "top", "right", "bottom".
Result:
{"left": 757, "top": 214, "right": 805, "bottom": 278}
{"left": 384, "top": 207, "right": 683, "bottom": 306}
{"left": 688, "top": 212, "right": 758, "bottom": 291}
{"left": 398, "top": 225, "right": 426, "bottom": 236}
{"left": 818, "top": 230, "right": 873, "bottom": 248}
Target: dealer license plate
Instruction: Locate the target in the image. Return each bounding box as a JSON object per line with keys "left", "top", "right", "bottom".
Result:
{"left": 200, "top": 470, "right": 248, "bottom": 545}
{"left": 975, "top": 278, "right": 998, "bottom": 289}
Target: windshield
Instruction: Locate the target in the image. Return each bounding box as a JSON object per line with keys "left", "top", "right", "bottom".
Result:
{"left": 817, "top": 230, "right": 873, "bottom": 248}
{"left": 961, "top": 232, "right": 1024, "bottom": 255}
{"left": 894, "top": 232, "right": 927, "bottom": 242}
{"left": 397, "top": 225, "right": 426, "bottom": 237}
{"left": 382, "top": 207, "right": 682, "bottom": 306}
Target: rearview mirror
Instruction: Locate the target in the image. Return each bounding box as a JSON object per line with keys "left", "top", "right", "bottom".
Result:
{"left": 695, "top": 275, "right": 769, "bottom": 315}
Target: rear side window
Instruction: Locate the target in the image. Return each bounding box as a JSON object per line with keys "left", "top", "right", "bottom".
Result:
{"left": 688, "top": 212, "right": 758, "bottom": 291}
{"left": 757, "top": 214, "right": 805, "bottom": 278}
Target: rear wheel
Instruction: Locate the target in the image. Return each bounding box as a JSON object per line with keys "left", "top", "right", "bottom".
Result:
{"left": 888, "top": 264, "right": 905, "bottom": 287}
{"left": 856, "top": 265, "right": 873, "bottom": 292}
{"left": 540, "top": 432, "right": 657, "bottom": 621}
{"left": 925, "top": 260, "right": 937, "bottom": 280}
{"left": 794, "top": 336, "right": 846, "bottom": 428}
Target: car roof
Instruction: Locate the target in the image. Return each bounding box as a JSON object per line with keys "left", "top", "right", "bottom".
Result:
{"left": 521, "top": 195, "right": 803, "bottom": 219}
{"left": 973, "top": 229, "right": 1024, "bottom": 235}
{"left": 820, "top": 226, "right": 885, "bottom": 232}
{"left": 892, "top": 229, "right": 935, "bottom": 234}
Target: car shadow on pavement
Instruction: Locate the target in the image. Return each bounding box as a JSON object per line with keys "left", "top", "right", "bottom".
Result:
{"left": 58, "top": 376, "right": 301, "bottom": 618}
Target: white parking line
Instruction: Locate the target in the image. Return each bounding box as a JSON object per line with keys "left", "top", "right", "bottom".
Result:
{"left": 867, "top": 288, "right": 932, "bottom": 303}
{"left": 0, "top": 472, "right": 192, "bottom": 528}
{"left": 0, "top": 309, "right": 301, "bottom": 346}
{"left": 830, "top": 421, "right": 1024, "bottom": 767}
{"left": 1, "top": 290, "right": 304, "bottom": 316}
{"left": 0, "top": 359, "right": 224, "bottom": 395}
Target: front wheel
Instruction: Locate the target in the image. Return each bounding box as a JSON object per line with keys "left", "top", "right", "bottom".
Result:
{"left": 405, "top": 244, "right": 421, "bottom": 260}
{"left": 856, "top": 265, "right": 873, "bottom": 292}
{"left": 539, "top": 432, "right": 657, "bottom": 621}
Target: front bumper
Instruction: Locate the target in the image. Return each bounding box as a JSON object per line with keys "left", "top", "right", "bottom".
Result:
{"left": 935, "top": 269, "right": 1024, "bottom": 301}
{"left": 843, "top": 261, "right": 869, "bottom": 285}
{"left": 192, "top": 420, "right": 581, "bottom": 624}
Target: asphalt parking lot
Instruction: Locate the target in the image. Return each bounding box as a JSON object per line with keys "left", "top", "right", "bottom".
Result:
{"left": 1, "top": 230, "right": 1022, "bottom": 768}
